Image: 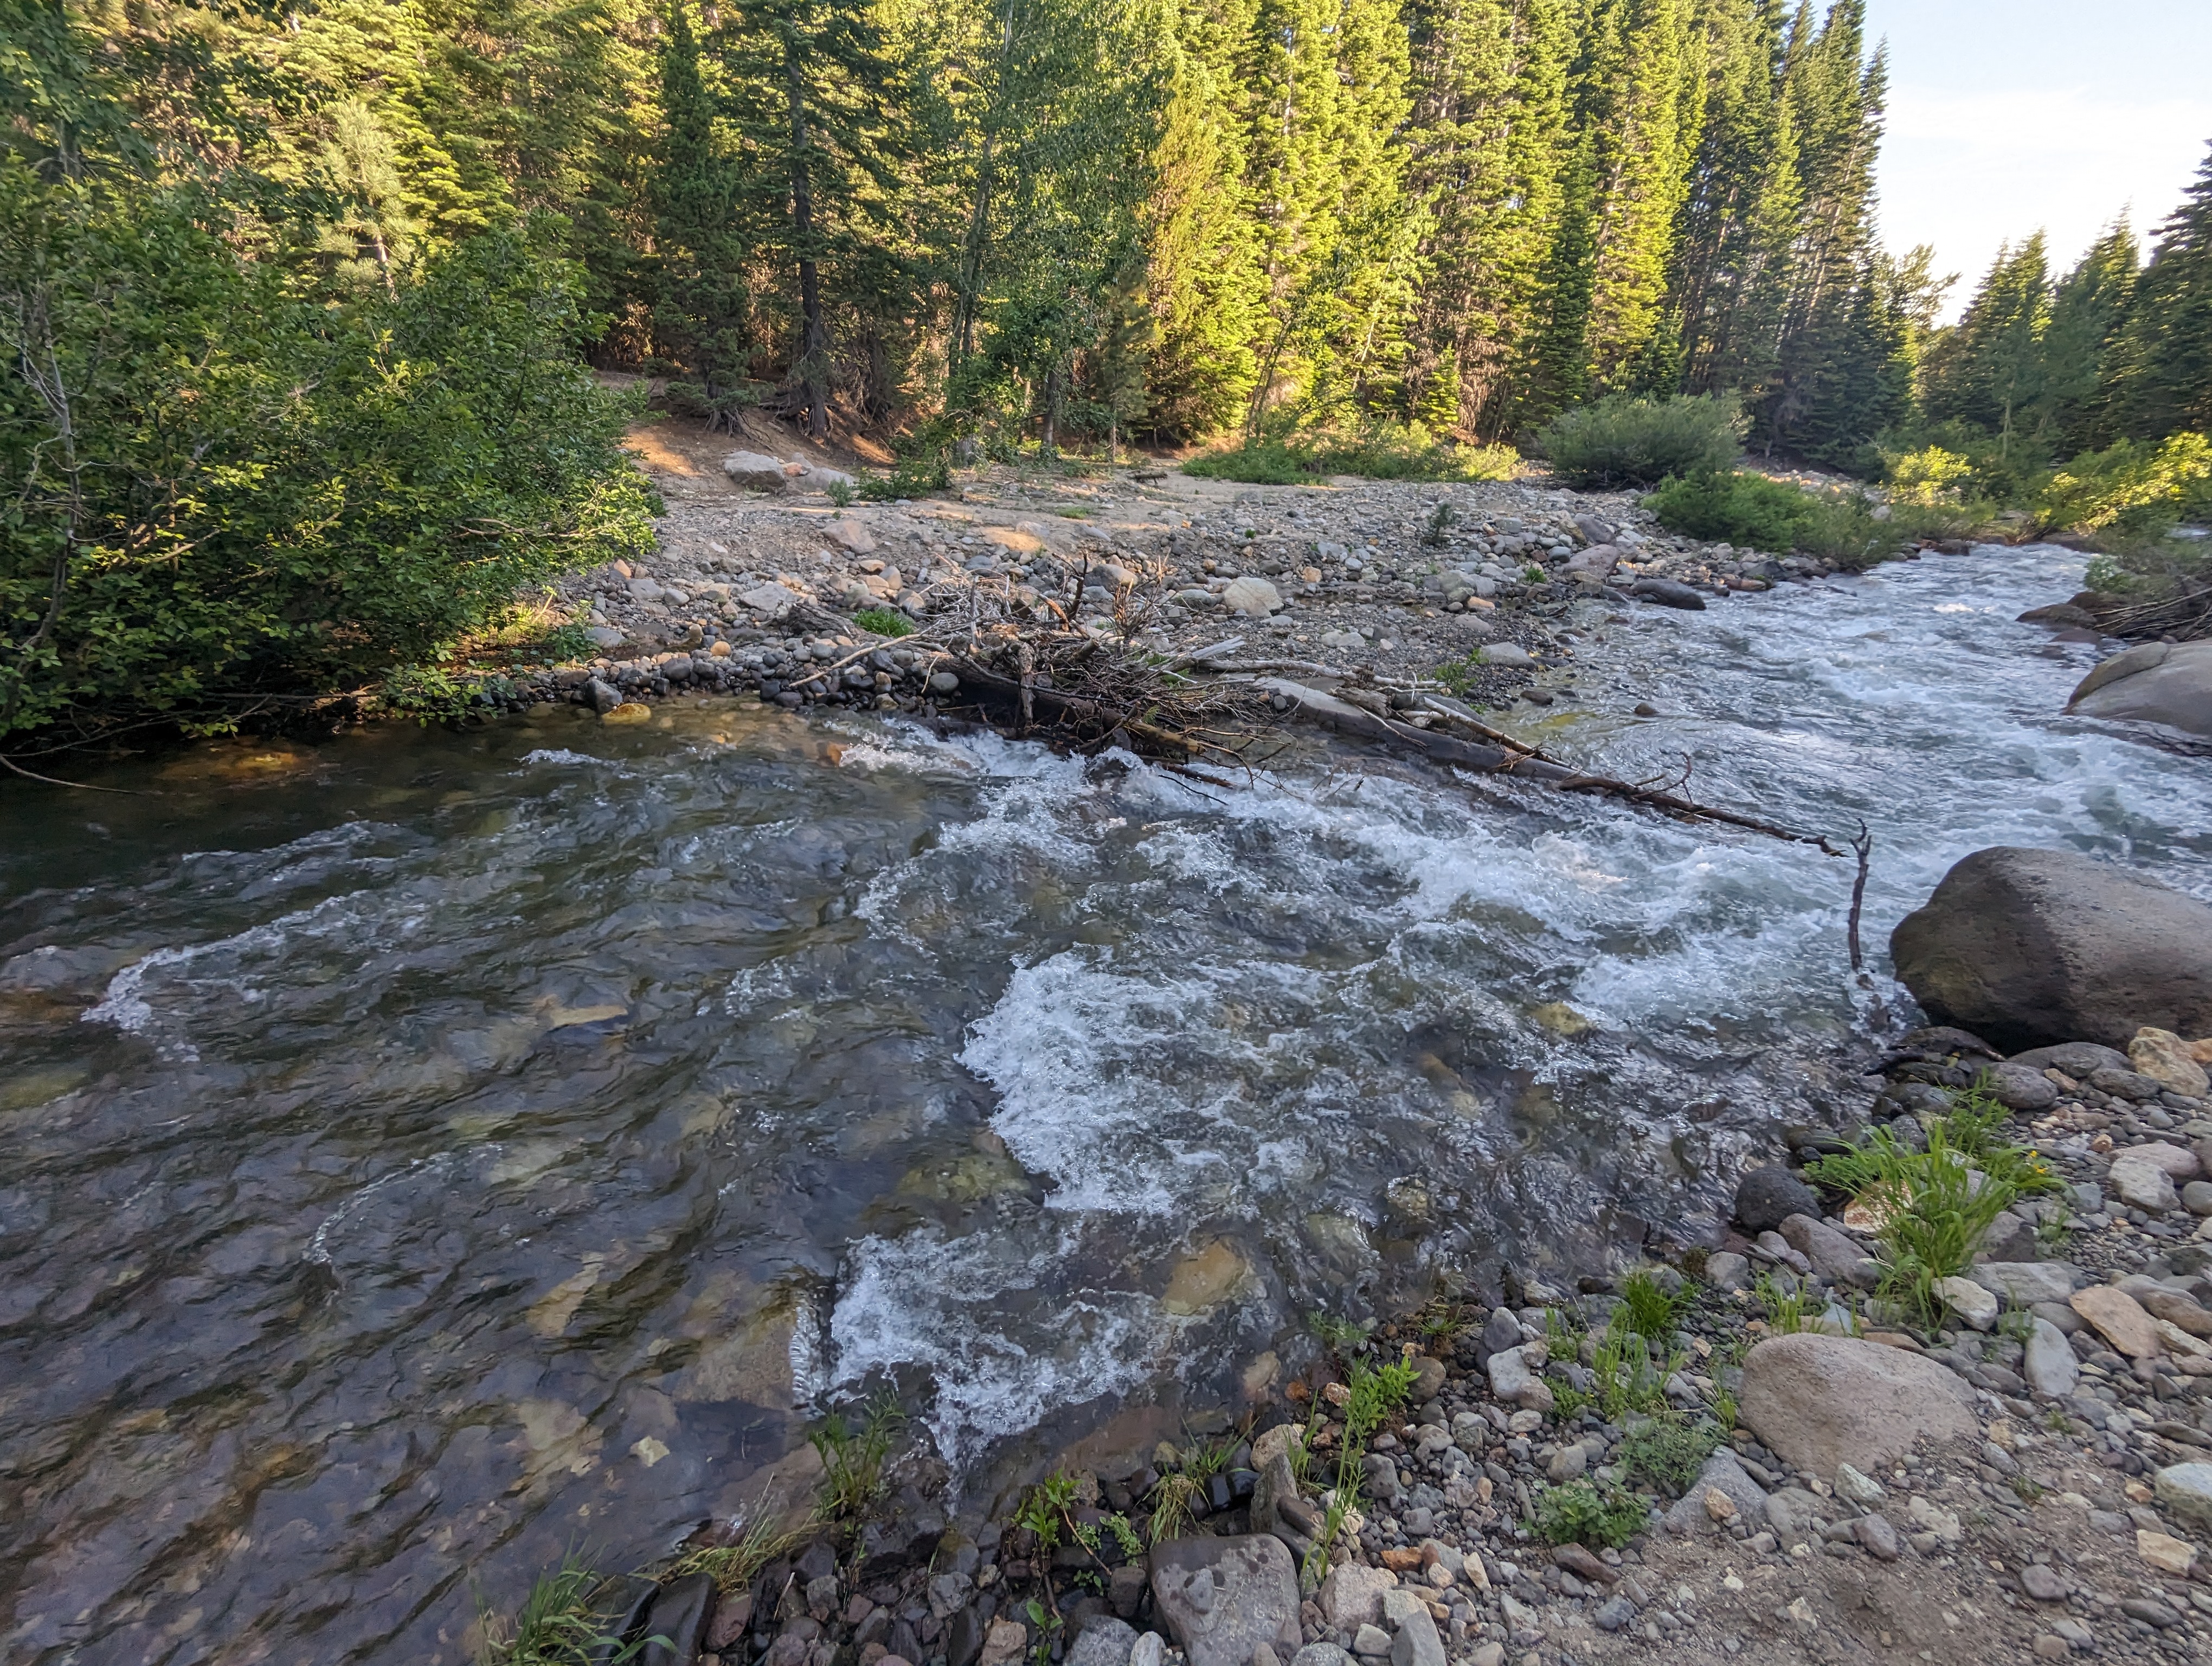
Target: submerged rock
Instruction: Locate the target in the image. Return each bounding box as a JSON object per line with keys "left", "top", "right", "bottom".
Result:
{"left": 1889, "top": 846, "right": 2212, "bottom": 1050}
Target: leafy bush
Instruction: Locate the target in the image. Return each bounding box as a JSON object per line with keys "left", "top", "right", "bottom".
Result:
{"left": 1534, "top": 394, "right": 1741, "bottom": 489}
{"left": 859, "top": 448, "right": 954, "bottom": 501}
{"left": 1645, "top": 470, "right": 1906, "bottom": 570}
{"left": 1532, "top": 1478, "right": 1648, "bottom": 1549}
{"left": 1, "top": 174, "right": 655, "bottom": 745}
{"left": 853, "top": 606, "right": 914, "bottom": 637}
{"left": 1643, "top": 469, "right": 1815, "bottom": 552}
{"left": 2033, "top": 432, "right": 2212, "bottom": 539}
{"left": 1184, "top": 421, "right": 1516, "bottom": 485}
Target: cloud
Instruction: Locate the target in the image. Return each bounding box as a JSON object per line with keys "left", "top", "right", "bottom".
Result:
{"left": 1879, "top": 84, "right": 2212, "bottom": 315}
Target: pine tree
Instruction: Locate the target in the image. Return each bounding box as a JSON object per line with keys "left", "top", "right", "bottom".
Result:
{"left": 650, "top": 0, "right": 755, "bottom": 429}
{"left": 1924, "top": 233, "right": 2053, "bottom": 459}
{"left": 2037, "top": 220, "right": 2138, "bottom": 452}
{"left": 712, "top": 0, "right": 905, "bottom": 437}
{"left": 2114, "top": 142, "right": 2212, "bottom": 441}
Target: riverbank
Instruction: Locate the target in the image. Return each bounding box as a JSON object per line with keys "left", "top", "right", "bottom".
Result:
{"left": 487, "top": 431, "right": 1878, "bottom": 730}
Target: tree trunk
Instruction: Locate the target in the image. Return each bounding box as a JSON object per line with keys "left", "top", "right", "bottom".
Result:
{"left": 1040, "top": 362, "right": 1058, "bottom": 456}
{"left": 784, "top": 27, "right": 828, "bottom": 440}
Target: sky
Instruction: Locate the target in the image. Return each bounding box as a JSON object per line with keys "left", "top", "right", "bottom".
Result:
{"left": 1864, "top": 0, "right": 2212, "bottom": 319}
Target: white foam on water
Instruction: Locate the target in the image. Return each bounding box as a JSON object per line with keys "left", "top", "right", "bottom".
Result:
{"left": 829, "top": 1223, "right": 1171, "bottom": 1471}
{"left": 518, "top": 748, "right": 607, "bottom": 767}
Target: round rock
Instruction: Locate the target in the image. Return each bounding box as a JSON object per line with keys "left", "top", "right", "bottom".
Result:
{"left": 1734, "top": 1165, "right": 1818, "bottom": 1233}
{"left": 1740, "top": 1334, "right": 1977, "bottom": 1476}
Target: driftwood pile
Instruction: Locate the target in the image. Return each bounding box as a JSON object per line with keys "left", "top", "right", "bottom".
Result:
{"left": 885, "top": 585, "right": 1841, "bottom": 855}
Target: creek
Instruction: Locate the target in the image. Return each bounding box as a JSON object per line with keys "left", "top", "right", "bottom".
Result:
{"left": 1, "top": 543, "right": 2207, "bottom": 1664}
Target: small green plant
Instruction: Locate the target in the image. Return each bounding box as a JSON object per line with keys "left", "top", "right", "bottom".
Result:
{"left": 1308, "top": 1311, "right": 1374, "bottom": 1358}
{"left": 666, "top": 1520, "right": 808, "bottom": 1596}
{"left": 1616, "top": 1268, "right": 1689, "bottom": 1342}
{"left": 852, "top": 606, "right": 915, "bottom": 637}
{"left": 1341, "top": 1356, "right": 1419, "bottom": 1443}
{"left": 824, "top": 477, "right": 857, "bottom": 508}
{"left": 1589, "top": 1325, "right": 1680, "bottom": 1418}
{"left": 1754, "top": 1270, "right": 1809, "bottom": 1336}
{"left": 1996, "top": 1305, "right": 2036, "bottom": 1344}
{"left": 1711, "top": 1387, "right": 1739, "bottom": 1432}
{"left": 1522, "top": 563, "right": 1546, "bottom": 584}
{"left": 377, "top": 661, "right": 479, "bottom": 724}
{"left": 2009, "top": 1473, "right": 2047, "bottom": 1506}
{"left": 1535, "top": 394, "right": 1741, "bottom": 488}
{"left": 1531, "top": 1478, "right": 1648, "bottom": 1549}
{"left": 1148, "top": 1472, "right": 1202, "bottom": 1546}
{"left": 1016, "top": 1471, "right": 1082, "bottom": 1553}
{"left": 1806, "top": 1085, "right": 2061, "bottom": 1323}
{"left": 475, "top": 1556, "right": 665, "bottom": 1665}
{"left": 1617, "top": 1413, "right": 1723, "bottom": 1497}
{"left": 1420, "top": 503, "right": 1461, "bottom": 546}
{"left": 1023, "top": 1598, "right": 1063, "bottom": 1666}
{"left": 812, "top": 1398, "right": 902, "bottom": 1526}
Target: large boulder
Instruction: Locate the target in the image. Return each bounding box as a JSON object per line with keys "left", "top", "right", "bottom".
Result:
{"left": 1733, "top": 1165, "right": 1818, "bottom": 1233}
{"left": 2066, "top": 639, "right": 2212, "bottom": 738}
{"left": 1889, "top": 847, "right": 2212, "bottom": 1050}
{"left": 724, "top": 450, "right": 792, "bottom": 491}
{"left": 1739, "top": 1334, "right": 1977, "bottom": 1476}
{"left": 1149, "top": 1536, "right": 1302, "bottom": 1666}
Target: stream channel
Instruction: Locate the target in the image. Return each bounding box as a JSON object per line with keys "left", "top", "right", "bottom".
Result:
{"left": 2, "top": 543, "right": 2208, "bottom": 1664}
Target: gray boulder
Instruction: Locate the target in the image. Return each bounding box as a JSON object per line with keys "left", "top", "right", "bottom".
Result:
{"left": 1734, "top": 1165, "right": 1818, "bottom": 1233}
{"left": 2024, "top": 1317, "right": 2080, "bottom": 1398}
{"left": 1972, "top": 1261, "right": 2086, "bottom": 1305}
{"left": 1889, "top": 847, "right": 2212, "bottom": 1050}
{"left": 1740, "top": 1334, "right": 1977, "bottom": 1475}
{"left": 2067, "top": 639, "right": 2212, "bottom": 738}
{"left": 723, "top": 450, "right": 791, "bottom": 491}
{"left": 2008, "top": 1041, "right": 2132, "bottom": 1078}
{"left": 1148, "top": 1536, "right": 1302, "bottom": 1666}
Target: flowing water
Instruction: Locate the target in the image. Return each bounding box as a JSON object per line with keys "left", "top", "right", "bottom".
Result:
{"left": 2, "top": 544, "right": 2208, "bottom": 1664}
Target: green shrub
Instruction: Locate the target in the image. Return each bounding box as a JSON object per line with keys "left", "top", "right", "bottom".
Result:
{"left": 1184, "top": 422, "right": 1515, "bottom": 485}
{"left": 2034, "top": 432, "right": 2212, "bottom": 540}
{"left": 1644, "top": 469, "right": 1815, "bottom": 552}
{"left": 1, "top": 176, "right": 655, "bottom": 745}
{"left": 1616, "top": 1268, "right": 1689, "bottom": 1341}
{"left": 853, "top": 606, "right": 915, "bottom": 637}
{"left": 1531, "top": 1478, "right": 1648, "bottom": 1549}
{"left": 1645, "top": 470, "right": 1907, "bottom": 570}
{"left": 1533, "top": 394, "right": 1741, "bottom": 489}
{"left": 859, "top": 449, "right": 952, "bottom": 501}
{"left": 1618, "top": 1413, "right": 1722, "bottom": 1496}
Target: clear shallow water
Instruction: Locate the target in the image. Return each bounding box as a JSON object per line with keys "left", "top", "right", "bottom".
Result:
{"left": 1, "top": 544, "right": 2207, "bottom": 1663}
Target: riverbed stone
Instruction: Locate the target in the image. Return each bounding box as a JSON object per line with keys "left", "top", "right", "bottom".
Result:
{"left": 1221, "top": 578, "right": 1284, "bottom": 617}
{"left": 1933, "top": 1276, "right": 1998, "bottom": 1330}
{"left": 1706, "top": 1251, "right": 1752, "bottom": 1293}
{"left": 1778, "top": 1212, "right": 1880, "bottom": 1289}
{"left": 1319, "top": 1564, "right": 1395, "bottom": 1632}
{"left": 2132, "top": 1028, "right": 2212, "bottom": 1098}
{"left": 2153, "top": 1463, "right": 2212, "bottom": 1530}
{"left": 1889, "top": 846, "right": 2212, "bottom": 1050}
{"left": 1486, "top": 1344, "right": 1544, "bottom": 1404}
{"left": 1149, "top": 1536, "right": 1301, "bottom": 1666}
{"left": 1734, "top": 1166, "right": 1818, "bottom": 1233}
{"left": 1984, "top": 1061, "right": 2060, "bottom": 1112}
{"left": 2110, "top": 1157, "right": 2181, "bottom": 1214}
{"left": 1630, "top": 578, "right": 1706, "bottom": 610}
{"left": 2113, "top": 1141, "right": 2202, "bottom": 1181}
{"left": 2024, "top": 1318, "right": 2081, "bottom": 1398}
{"left": 1973, "top": 1261, "right": 2084, "bottom": 1304}
{"left": 1740, "top": 1334, "right": 1977, "bottom": 1475}
{"left": 1390, "top": 1606, "right": 1445, "bottom": 1666}
{"left": 1661, "top": 1449, "right": 1767, "bottom": 1535}
{"left": 1065, "top": 1618, "right": 1137, "bottom": 1666}
{"left": 2070, "top": 1286, "right": 2161, "bottom": 1357}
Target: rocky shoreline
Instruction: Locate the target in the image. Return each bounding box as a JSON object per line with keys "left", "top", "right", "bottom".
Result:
{"left": 475, "top": 447, "right": 1884, "bottom": 729}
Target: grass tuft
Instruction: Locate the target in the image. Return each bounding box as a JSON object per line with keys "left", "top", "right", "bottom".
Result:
{"left": 852, "top": 606, "right": 914, "bottom": 637}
